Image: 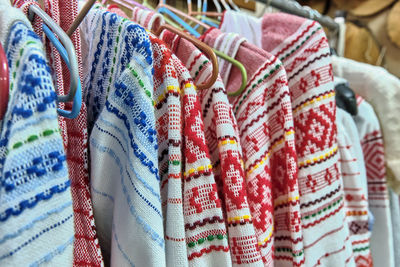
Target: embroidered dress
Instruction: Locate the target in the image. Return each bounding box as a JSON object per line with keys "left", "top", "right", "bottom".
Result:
{"left": 0, "top": 3, "right": 74, "bottom": 265}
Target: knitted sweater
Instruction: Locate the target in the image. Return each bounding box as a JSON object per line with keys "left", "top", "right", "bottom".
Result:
{"left": 0, "top": 4, "right": 74, "bottom": 265}
{"left": 81, "top": 10, "right": 165, "bottom": 266}
{"left": 353, "top": 96, "right": 394, "bottom": 267}
{"left": 202, "top": 29, "right": 304, "bottom": 267}
{"left": 13, "top": 1, "right": 104, "bottom": 264}
{"left": 219, "top": 13, "right": 355, "bottom": 266}
{"left": 161, "top": 31, "right": 263, "bottom": 266}
{"left": 336, "top": 108, "right": 372, "bottom": 266}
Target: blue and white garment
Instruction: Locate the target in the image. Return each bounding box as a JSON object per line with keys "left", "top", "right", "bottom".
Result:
{"left": 81, "top": 10, "right": 165, "bottom": 266}
{"left": 0, "top": 3, "right": 74, "bottom": 266}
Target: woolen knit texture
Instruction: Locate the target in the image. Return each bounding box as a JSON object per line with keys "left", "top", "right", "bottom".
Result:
{"left": 81, "top": 9, "right": 165, "bottom": 266}
{"left": 161, "top": 31, "right": 263, "bottom": 266}
{"left": 202, "top": 28, "right": 304, "bottom": 267}
{"left": 0, "top": 7, "right": 74, "bottom": 265}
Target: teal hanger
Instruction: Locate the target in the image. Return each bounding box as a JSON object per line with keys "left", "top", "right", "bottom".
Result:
{"left": 43, "top": 24, "right": 82, "bottom": 119}
{"left": 28, "top": 5, "right": 82, "bottom": 118}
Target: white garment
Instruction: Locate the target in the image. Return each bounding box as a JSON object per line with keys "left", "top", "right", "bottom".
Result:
{"left": 332, "top": 56, "right": 400, "bottom": 191}
{"left": 353, "top": 98, "right": 394, "bottom": 267}
{"left": 336, "top": 108, "right": 371, "bottom": 264}
{"left": 219, "top": 10, "right": 262, "bottom": 48}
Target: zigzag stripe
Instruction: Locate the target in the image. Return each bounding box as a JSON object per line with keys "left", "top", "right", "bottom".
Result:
{"left": 233, "top": 57, "right": 279, "bottom": 109}
{"left": 288, "top": 53, "right": 330, "bottom": 81}
{"left": 246, "top": 127, "right": 296, "bottom": 171}
{"left": 293, "top": 90, "right": 335, "bottom": 111}
{"left": 299, "top": 149, "right": 338, "bottom": 169}
{"left": 275, "top": 21, "right": 317, "bottom": 58}
{"left": 188, "top": 53, "right": 202, "bottom": 72}
{"left": 303, "top": 200, "right": 344, "bottom": 228}
{"left": 185, "top": 216, "right": 225, "bottom": 230}
{"left": 300, "top": 185, "right": 341, "bottom": 208}
{"left": 202, "top": 87, "right": 225, "bottom": 118}
{"left": 188, "top": 245, "right": 230, "bottom": 260}
{"left": 274, "top": 256, "right": 306, "bottom": 267}
{"left": 239, "top": 90, "right": 290, "bottom": 137}
{"left": 274, "top": 235, "right": 303, "bottom": 244}
{"left": 274, "top": 199, "right": 300, "bottom": 210}
{"left": 155, "top": 91, "right": 180, "bottom": 110}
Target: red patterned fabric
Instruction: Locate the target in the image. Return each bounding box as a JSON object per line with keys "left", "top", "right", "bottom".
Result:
{"left": 175, "top": 59, "right": 232, "bottom": 266}
{"left": 202, "top": 29, "right": 304, "bottom": 267}
{"left": 149, "top": 34, "right": 188, "bottom": 267}
{"left": 259, "top": 14, "right": 354, "bottom": 266}
{"left": 161, "top": 32, "right": 264, "bottom": 266}
{"left": 13, "top": 1, "right": 104, "bottom": 265}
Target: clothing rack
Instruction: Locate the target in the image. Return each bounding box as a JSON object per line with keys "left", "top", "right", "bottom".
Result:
{"left": 255, "top": 0, "right": 339, "bottom": 31}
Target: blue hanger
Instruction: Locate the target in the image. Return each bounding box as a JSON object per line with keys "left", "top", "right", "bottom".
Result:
{"left": 43, "top": 24, "right": 82, "bottom": 119}
{"left": 158, "top": 7, "right": 202, "bottom": 37}
{"left": 28, "top": 5, "right": 82, "bottom": 119}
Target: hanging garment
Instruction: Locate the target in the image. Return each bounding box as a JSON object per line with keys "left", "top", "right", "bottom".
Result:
{"left": 111, "top": 8, "right": 233, "bottom": 266}
{"left": 331, "top": 55, "right": 400, "bottom": 194}
{"left": 202, "top": 29, "right": 304, "bottom": 267}
{"left": 0, "top": 2, "right": 74, "bottom": 265}
{"left": 170, "top": 50, "right": 232, "bottom": 267}
{"left": 148, "top": 34, "right": 188, "bottom": 267}
{"left": 218, "top": 13, "right": 355, "bottom": 266}
{"left": 336, "top": 107, "right": 372, "bottom": 266}
{"left": 160, "top": 31, "right": 263, "bottom": 266}
{"left": 13, "top": 1, "right": 104, "bottom": 264}
{"left": 353, "top": 96, "right": 394, "bottom": 267}
{"left": 80, "top": 9, "right": 166, "bottom": 266}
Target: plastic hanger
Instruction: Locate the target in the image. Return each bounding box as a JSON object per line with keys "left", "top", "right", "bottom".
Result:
{"left": 67, "top": 0, "right": 97, "bottom": 36}
{"left": 43, "top": 24, "right": 82, "bottom": 119}
{"left": 0, "top": 43, "right": 9, "bottom": 120}
{"left": 155, "top": 7, "right": 247, "bottom": 95}
{"left": 213, "top": 50, "right": 247, "bottom": 96}
{"left": 113, "top": 0, "right": 183, "bottom": 29}
{"left": 154, "top": 24, "right": 218, "bottom": 90}
{"left": 191, "top": 0, "right": 222, "bottom": 29}
{"left": 28, "top": 5, "right": 79, "bottom": 104}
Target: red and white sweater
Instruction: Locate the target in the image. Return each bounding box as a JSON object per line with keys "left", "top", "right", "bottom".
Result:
{"left": 161, "top": 31, "right": 264, "bottom": 266}
{"left": 202, "top": 28, "right": 304, "bottom": 267}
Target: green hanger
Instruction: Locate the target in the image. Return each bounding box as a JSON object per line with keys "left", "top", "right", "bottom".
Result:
{"left": 213, "top": 49, "right": 247, "bottom": 96}
{"left": 150, "top": 3, "right": 248, "bottom": 95}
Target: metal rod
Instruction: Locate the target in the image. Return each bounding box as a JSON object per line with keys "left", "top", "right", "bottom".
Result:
{"left": 256, "top": 0, "right": 339, "bottom": 31}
